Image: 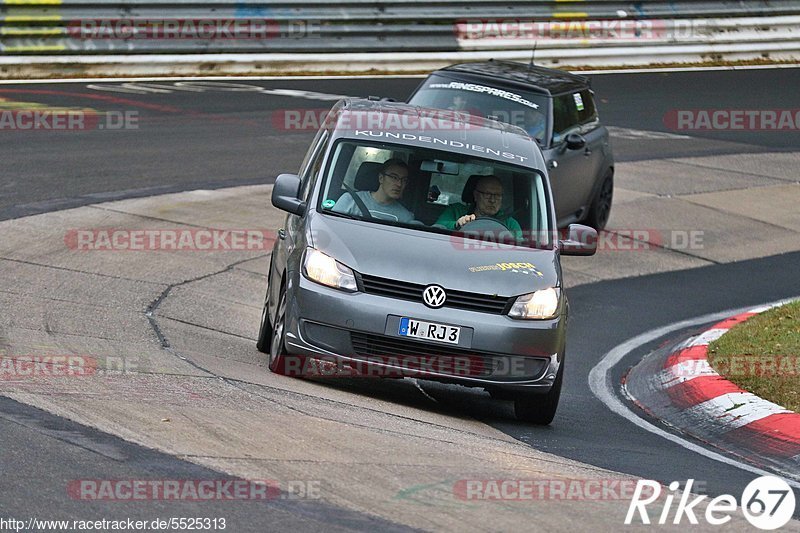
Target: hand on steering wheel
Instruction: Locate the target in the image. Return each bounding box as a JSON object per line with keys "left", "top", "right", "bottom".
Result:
{"left": 455, "top": 214, "right": 476, "bottom": 229}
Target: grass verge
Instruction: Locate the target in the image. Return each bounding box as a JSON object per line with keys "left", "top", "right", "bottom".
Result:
{"left": 707, "top": 300, "right": 800, "bottom": 412}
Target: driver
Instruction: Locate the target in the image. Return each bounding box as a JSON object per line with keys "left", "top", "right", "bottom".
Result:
{"left": 448, "top": 95, "right": 468, "bottom": 111}
{"left": 435, "top": 175, "right": 522, "bottom": 236}
{"left": 332, "top": 159, "right": 414, "bottom": 223}
{"left": 525, "top": 108, "right": 546, "bottom": 143}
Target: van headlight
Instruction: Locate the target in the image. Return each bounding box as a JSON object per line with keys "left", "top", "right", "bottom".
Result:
{"left": 508, "top": 288, "right": 560, "bottom": 319}
{"left": 302, "top": 248, "right": 358, "bottom": 292}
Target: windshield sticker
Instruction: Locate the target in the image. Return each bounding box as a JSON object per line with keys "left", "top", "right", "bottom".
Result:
{"left": 427, "top": 82, "right": 540, "bottom": 110}
{"left": 353, "top": 130, "right": 529, "bottom": 163}
{"left": 468, "top": 262, "right": 543, "bottom": 277}
{"left": 573, "top": 93, "right": 585, "bottom": 111}
{"left": 322, "top": 199, "right": 336, "bottom": 209}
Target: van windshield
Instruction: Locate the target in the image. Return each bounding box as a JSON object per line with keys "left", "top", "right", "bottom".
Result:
{"left": 318, "top": 139, "right": 553, "bottom": 249}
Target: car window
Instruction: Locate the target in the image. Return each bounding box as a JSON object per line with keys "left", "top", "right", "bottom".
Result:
{"left": 575, "top": 89, "right": 598, "bottom": 125}
{"left": 342, "top": 145, "right": 394, "bottom": 189}
{"left": 552, "top": 94, "right": 580, "bottom": 142}
{"left": 300, "top": 131, "right": 329, "bottom": 202}
{"left": 318, "top": 139, "right": 553, "bottom": 249}
{"left": 408, "top": 74, "right": 549, "bottom": 143}
{"left": 427, "top": 162, "right": 511, "bottom": 213}
{"left": 553, "top": 90, "right": 598, "bottom": 144}
{"left": 297, "top": 126, "right": 327, "bottom": 179}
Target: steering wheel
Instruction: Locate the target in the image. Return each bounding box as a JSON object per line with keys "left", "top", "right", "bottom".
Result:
{"left": 459, "top": 217, "right": 518, "bottom": 244}
{"left": 459, "top": 216, "right": 511, "bottom": 232}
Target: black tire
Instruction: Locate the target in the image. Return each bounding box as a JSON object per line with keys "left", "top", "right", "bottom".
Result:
{"left": 513, "top": 363, "right": 563, "bottom": 425}
{"left": 268, "top": 287, "right": 305, "bottom": 376}
{"left": 256, "top": 285, "right": 273, "bottom": 354}
{"left": 585, "top": 171, "right": 613, "bottom": 231}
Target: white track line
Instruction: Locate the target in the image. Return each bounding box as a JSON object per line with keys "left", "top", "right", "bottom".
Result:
{"left": 581, "top": 64, "right": 800, "bottom": 75}
{"left": 0, "top": 64, "right": 798, "bottom": 85}
{"left": 588, "top": 296, "right": 800, "bottom": 488}
{"left": 0, "top": 74, "right": 426, "bottom": 85}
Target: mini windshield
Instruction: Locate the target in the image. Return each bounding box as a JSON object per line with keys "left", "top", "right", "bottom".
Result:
{"left": 409, "top": 74, "right": 549, "bottom": 144}
{"left": 318, "top": 139, "right": 553, "bottom": 249}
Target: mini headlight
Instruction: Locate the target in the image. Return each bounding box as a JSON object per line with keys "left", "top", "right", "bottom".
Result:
{"left": 508, "top": 287, "right": 560, "bottom": 320}
{"left": 302, "top": 248, "right": 357, "bottom": 292}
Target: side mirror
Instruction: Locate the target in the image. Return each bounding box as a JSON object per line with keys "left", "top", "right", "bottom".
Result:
{"left": 271, "top": 173, "right": 306, "bottom": 216}
{"left": 559, "top": 224, "right": 597, "bottom": 256}
{"left": 565, "top": 133, "right": 587, "bottom": 150}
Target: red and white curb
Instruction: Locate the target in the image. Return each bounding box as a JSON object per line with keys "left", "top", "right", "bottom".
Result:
{"left": 624, "top": 303, "right": 800, "bottom": 474}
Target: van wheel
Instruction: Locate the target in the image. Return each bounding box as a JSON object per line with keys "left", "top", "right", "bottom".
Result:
{"left": 586, "top": 171, "right": 613, "bottom": 231}
{"left": 513, "top": 365, "right": 563, "bottom": 425}
{"left": 268, "top": 287, "right": 304, "bottom": 376}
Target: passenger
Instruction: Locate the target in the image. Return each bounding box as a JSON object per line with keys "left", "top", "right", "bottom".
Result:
{"left": 332, "top": 159, "right": 414, "bottom": 223}
{"left": 435, "top": 175, "right": 522, "bottom": 237}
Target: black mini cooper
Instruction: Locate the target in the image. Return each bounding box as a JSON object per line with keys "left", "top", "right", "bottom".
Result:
{"left": 408, "top": 60, "right": 614, "bottom": 230}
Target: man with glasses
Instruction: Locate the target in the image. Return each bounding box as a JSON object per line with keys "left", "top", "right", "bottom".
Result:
{"left": 435, "top": 174, "right": 522, "bottom": 236}
{"left": 332, "top": 159, "right": 415, "bottom": 223}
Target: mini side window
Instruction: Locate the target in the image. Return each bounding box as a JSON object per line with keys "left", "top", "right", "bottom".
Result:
{"left": 552, "top": 94, "right": 580, "bottom": 143}
{"left": 552, "top": 90, "right": 598, "bottom": 143}
{"left": 575, "top": 89, "right": 598, "bottom": 127}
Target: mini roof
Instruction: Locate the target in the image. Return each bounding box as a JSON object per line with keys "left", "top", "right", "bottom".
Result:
{"left": 438, "top": 60, "right": 590, "bottom": 96}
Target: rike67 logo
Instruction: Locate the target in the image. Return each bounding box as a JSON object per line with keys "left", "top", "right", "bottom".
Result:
{"left": 626, "top": 477, "right": 796, "bottom": 530}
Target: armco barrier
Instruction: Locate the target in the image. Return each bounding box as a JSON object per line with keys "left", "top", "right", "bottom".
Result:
{"left": 1, "top": 1, "right": 799, "bottom": 75}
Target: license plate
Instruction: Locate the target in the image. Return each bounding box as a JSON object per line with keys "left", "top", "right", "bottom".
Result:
{"left": 398, "top": 317, "right": 461, "bottom": 345}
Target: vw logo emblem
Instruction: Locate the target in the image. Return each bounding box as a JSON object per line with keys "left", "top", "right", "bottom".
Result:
{"left": 422, "top": 285, "right": 447, "bottom": 308}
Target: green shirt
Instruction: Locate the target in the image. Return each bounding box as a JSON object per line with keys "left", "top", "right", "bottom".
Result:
{"left": 435, "top": 203, "right": 523, "bottom": 240}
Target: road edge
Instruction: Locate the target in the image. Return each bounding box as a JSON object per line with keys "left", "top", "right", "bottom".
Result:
{"left": 623, "top": 302, "right": 800, "bottom": 482}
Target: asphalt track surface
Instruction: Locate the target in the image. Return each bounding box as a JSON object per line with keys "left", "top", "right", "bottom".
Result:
{"left": 0, "top": 398, "right": 412, "bottom": 532}
{"left": 2, "top": 68, "right": 800, "bottom": 527}
{"left": 1, "top": 67, "right": 799, "bottom": 220}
